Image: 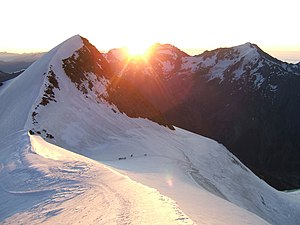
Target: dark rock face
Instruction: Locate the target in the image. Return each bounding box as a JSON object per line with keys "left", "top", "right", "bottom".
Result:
{"left": 62, "top": 37, "right": 112, "bottom": 95}
{"left": 108, "top": 43, "right": 300, "bottom": 190}
{"left": 40, "top": 68, "right": 60, "bottom": 106}
{"left": 105, "top": 76, "right": 174, "bottom": 129}
{"left": 167, "top": 69, "right": 300, "bottom": 190}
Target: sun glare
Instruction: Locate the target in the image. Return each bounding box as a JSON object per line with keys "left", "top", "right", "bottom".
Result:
{"left": 126, "top": 42, "right": 151, "bottom": 58}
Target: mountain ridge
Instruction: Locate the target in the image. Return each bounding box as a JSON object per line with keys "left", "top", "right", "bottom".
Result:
{"left": 106, "top": 40, "right": 300, "bottom": 190}
{"left": 1, "top": 35, "right": 300, "bottom": 190}
{"left": 1, "top": 35, "right": 300, "bottom": 224}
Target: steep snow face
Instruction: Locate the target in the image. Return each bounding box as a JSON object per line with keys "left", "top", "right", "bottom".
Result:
{"left": 27, "top": 36, "right": 171, "bottom": 139}
{"left": 0, "top": 35, "right": 88, "bottom": 141}
{"left": 0, "top": 40, "right": 66, "bottom": 140}
{"left": 0, "top": 35, "right": 84, "bottom": 141}
{"left": 0, "top": 33, "right": 172, "bottom": 143}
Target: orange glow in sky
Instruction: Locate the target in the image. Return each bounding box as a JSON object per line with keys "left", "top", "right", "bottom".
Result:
{"left": 1, "top": 0, "right": 300, "bottom": 59}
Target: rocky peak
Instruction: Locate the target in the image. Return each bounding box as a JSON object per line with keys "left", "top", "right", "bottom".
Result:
{"left": 151, "top": 43, "right": 189, "bottom": 59}
{"left": 105, "top": 48, "right": 128, "bottom": 63}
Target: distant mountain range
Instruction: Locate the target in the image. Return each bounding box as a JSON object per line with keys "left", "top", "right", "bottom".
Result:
{"left": 0, "top": 70, "right": 24, "bottom": 86}
{"left": 106, "top": 43, "right": 300, "bottom": 190}
{"left": 0, "top": 52, "right": 44, "bottom": 73}
{"left": 0, "top": 52, "right": 44, "bottom": 86}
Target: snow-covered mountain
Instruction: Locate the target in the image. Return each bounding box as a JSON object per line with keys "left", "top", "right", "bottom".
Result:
{"left": 107, "top": 42, "right": 300, "bottom": 190}
{"left": 0, "top": 35, "right": 299, "bottom": 224}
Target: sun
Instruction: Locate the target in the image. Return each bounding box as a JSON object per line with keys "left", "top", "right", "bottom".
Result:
{"left": 126, "top": 41, "right": 151, "bottom": 58}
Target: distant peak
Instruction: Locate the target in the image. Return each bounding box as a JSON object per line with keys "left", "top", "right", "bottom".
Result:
{"left": 241, "top": 43, "right": 284, "bottom": 64}
{"left": 52, "top": 35, "right": 85, "bottom": 61}
{"left": 244, "top": 42, "right": 255, "bottom": 47}
{"left": 233, "top": 42, "right": 258, "bottom": 51}
{"left": 63, "top": 34, "right": 84, "bottom": 45}
{"left": 150, "top": 43, "right": 189, "bottom": 57}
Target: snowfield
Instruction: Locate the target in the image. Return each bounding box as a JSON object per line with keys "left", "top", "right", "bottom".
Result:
{"left": 1, "top": 133, "right": 195, "bottom": 224}
{"left": 0, "top": 35, "right": 299, "bottom": 224}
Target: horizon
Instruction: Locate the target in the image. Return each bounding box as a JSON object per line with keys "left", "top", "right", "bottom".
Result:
{"left": 1, "top": 41, "right": 299, "bottom": 64}
{"left": 1, "top": 0, "right": 300, "bottom": 59}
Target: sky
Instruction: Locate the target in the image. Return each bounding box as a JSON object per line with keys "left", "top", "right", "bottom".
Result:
{"left": 1, "top": 0, "right": 299, "bottom": 61}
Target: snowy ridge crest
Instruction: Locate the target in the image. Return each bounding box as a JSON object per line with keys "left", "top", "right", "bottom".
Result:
{"left": 26, "top": 35, "right": 173, "bottom": 139}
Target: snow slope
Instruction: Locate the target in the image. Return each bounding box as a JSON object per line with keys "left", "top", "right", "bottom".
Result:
{"left": 106, "top": 41, "right": 300, "bottom": 191}
{"left": 0, "top": 132, "right": 195, "bottom": 224}
{"left": 0, "top": 35, "right": 299, "bottom": 224}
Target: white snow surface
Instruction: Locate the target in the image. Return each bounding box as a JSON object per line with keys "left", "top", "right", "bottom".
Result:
{"left": 181, "top": 57, "right": 201, "bottom": 73}
{"left": 179, "top": 43, "right": 263, "bottom": 83}
{"left": 1, "top": 36, "right": 300, "bottom": 225}
{"left": 161, "top": 60, "right": 174, "bottom": 74}
{"left": 0, "top": 133, "right": 195, "bottom": 224}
